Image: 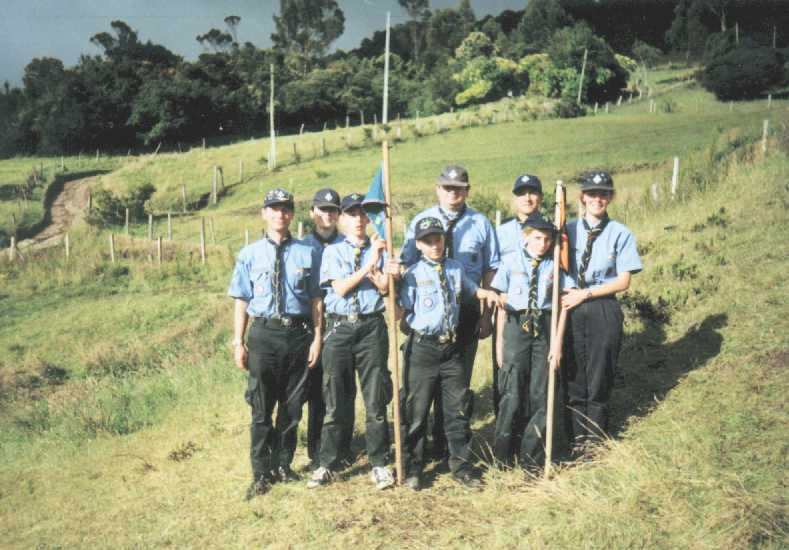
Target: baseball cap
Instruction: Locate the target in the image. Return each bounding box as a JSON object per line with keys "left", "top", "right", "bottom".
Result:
{"left": 512, "top": 174, "right": 543, "bottom": 195}
{"left": 263, "top": 188, "right": 294, "bottom": 209}
{"left": 437, "top": 165, "right": 470, "bottom": 188}
{"left": 312, "top": 188, "right": 340, "bottom": 209}
{"left": 414, "top": 216, "right": 445, "bottom": 240}
{"left": 579, "top": 171, "right": 614, "bottom": 192}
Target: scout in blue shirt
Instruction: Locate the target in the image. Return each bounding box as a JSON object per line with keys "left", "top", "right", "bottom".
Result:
{"left": 491, "top": 214, "right": 568, "bottom": 469}
{"left": 400, "top": 165, "right": 501, "bottom": 461}
{"left": 300, "top": 188, "right": 346, "bottom": 470}
{"left": 308, "top": 193, "right": 398, "bottom": 491}
{"left": 493, "top": 173, "right": 545, "bottom": 418}
{"left": 558, "top": 171, "right": 643, "bottom": 452}
{"left": 399, "top": 217, "right": 502, "bottom": 490}
{"left": 227, "top": 188, "right": 323, "bottom": 500}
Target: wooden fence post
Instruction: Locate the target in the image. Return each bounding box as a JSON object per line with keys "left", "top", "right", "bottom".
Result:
{"left": 300, "top": 123, "right": 305, "bottom": 135}
{"left": 64, "top": 233, "right": 70, "bottom": 259}
{"left": 767, "top": 94, "right": 772, "bottom": 109}
{"left": 245, "top": 228, "right": 250, "bottom": 246}
{"left": 320, "top": 137, "right": 326, "bottom": 157}
{"left": 9, "top": 236, "right": 16, "bottom": 261}
{"left": 650, "top": 183, "right": 659, "bottom": 204}
{"left": 87, "top": 191, "right": 92, "bottom": 211}
{"left": 297, "top": 222, "right": 304, "bottom": 239}
{"left": 617, "top": 95, "right": 623, "bottom": 106}
{"left": 125, "top": 208, "right": 130, "bottom": 235}
{"left": 200, "top": 219, "right": 206, "bottom": 264}
{"left": 148, "top": 213, "right": 153, "bottom": 240}
{"left": 167, "top": 212, "right": 172, "bottom": 240}
{"left": 671, "top": 157, "right": 680, "bottom": 198}
{"left": 762, "top": 119, "right": 769, "bottom": 156}
{"left": 157, "top": 236, "right": 162, "bottom": 266}
{"left": 605, "top": 102, "right": 610, "bottom": 113}
{"left": 109, "top": 234, "right": 116, "bottom": 264}
{"left": 202, "top": 137, "right": 206, "bottom": 150}
{"left": 594, "top": 102, "right": 598, "bottom": 114}
{"left": 96, "top": 149, "right": 100, "bottom": 161}
{"left": 181, "top": 184, "right": 187, "bottom": 213}
{"left": 292, "top": 142, "right": 298, "bottom": 161}
{"left": 212, "top": 166, "right": 218, "bottom": 205}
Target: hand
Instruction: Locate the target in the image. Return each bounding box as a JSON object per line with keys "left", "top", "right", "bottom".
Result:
{"left": 307, "top": 337, "right": 321, "bottom": 369}
{"left": 367, "top": 268, "right": 388, "bottom": 290}
{"left": 561, "top": 288, "right": 588, "bottom": 310}
{"left": 478, "top": 314, "right": 492, "bottom": 340}
{"left": 383, "top": 259, "right": 402, "bottom": 278}
{"left": 367, "top": 235, "right": 387, "bottom": 268}
{"left": 548, "top": 344, "right": 562, "bottom": 371}
{"left": 234, "top": 344, "right": 248, "bottom": 371}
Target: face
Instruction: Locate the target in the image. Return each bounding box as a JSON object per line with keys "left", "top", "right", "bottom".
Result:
{"left": 416, "top": 233, "right": 445, "bottom": 261}
{"left": 262, "top": 204, "right": 294, "bottom": 232}
{"left": 436, "top": 184, "right": 469, "bottom": 209}
{"left": 524, "top": 228, "right": 553, "bottom": 258}
{"left": 514, "top": 189, "right": 542, "bottom": 218}
{"left": 310, "top": 205, "right": 339, "bottom": 231}
{"left": 581, "top": 190, "right": 613, "bottom": 218}
{"left": 341, "top": 206, "right": 369, "bottom": 237}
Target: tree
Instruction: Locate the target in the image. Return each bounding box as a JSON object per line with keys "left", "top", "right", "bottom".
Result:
{"left": 398, "top": 0, "right": 430, "bottom": 63}
{"left": 224, "top": 15, "right": 241, "bottom": 43}
{"left": 196, "top": 29, "right": 234, "bottom": 53}
{"left": 271, "top": 0, "right": 345, "bottom": 74}
{"left": 702, "top": 41, "right": 784, "bottom": 100}
{"left": 516, "top": 0, "right": 572, "bottom": 52}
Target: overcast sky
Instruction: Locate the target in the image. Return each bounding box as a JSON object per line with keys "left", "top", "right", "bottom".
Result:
{"left": 0, "top": 0, "right": 525, "bottom": 86}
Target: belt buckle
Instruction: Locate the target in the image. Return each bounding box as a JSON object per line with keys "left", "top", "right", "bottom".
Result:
{"left": 282, "top": 316, "right": 292, "bottom": 327}
{"left": 347, "top": 313, "right": 358, "bottom": 323}
{"left": 521, "top": 320, "right": 530, "bottom": 333}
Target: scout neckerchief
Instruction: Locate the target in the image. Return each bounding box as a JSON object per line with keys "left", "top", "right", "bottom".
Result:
{"left": 268, "top": 234, "right": 292, "bottom": 318}
{"left": 523, "top": 250, "right": 543, "bottom": 336}
{"left": 349, "top": 237, "right": 370, "bottom": 315}
{"left": 313, "top": 229, "right": 338, "bottom": 248}
{"left": 578, "top": 215, "right": 609, "bottom": 289}
{"left": 425, "top": 257, "right": 454, "bottom": 338}
{"left": 437, "top": 204, "right": 467, "bottom": 260}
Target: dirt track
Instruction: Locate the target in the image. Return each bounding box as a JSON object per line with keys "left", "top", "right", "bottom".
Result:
{"left": 18, "top": 175, "right": 96, "bottom": 250}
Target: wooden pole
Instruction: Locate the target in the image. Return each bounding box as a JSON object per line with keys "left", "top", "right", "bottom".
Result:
{"left": 8, "top": 236, "right": 16, "bottom": 261}
{"left": 200, "top": 219, "right": 206, "bottom": 264}
{"left": 767, "top": 94, "right": 772, "bottom": 109}
{"left": 320, "top": 137, "right": 326, "bottom": 157}
{"left": 157, "top": 236, "right": 162, "bottom": 266}
{"left": 109, "top": 234, "right": 115, "bottom": 264}
{"left": 212, "top": 166, "right": 218, "bottom": 205}
{"left": 544, "top": 181, "right": 565, "bottom": 478}
{"left": 671, "top": 157, "right": 680, "bottom": 198}
{"left": 651, "top": 183, "right": 659, "bottom": 204}
{"left": 245, "top": 228, "right": 250, "bottom": 246}
{"left": 605, "top": 102, "right": 610, "bottom": 113}
{"left": 297, "top": 221, "right": 304, "bottom": 239}
{"left": 594, "top": 102, "right": 598, "bottom": 114}
{"left": 292, "top": 142, "right": 298, "bottom": 162}
{"left": 576, "top": 48, "right": 588, "bottom": 106}
{"left": 167, "top": 212, "right": 172, "bottom": 240}
{"left": 125, "top": 208, "right": 130, "bottom": 235}
{"left": 299, "top": 123, "right": 305, "bottom": 135}
{"left": 87, "top": 191, "right": 92, "bottom": 211}
{"left": 64, "top": 233, "right": 70, "bottom": 259}
{"left": 268, "top": 63, "right": 277, "bottom": 171}
{"left": 181, "top": 184, "right": 187, "bottom": 213}
{"left": 148, "top": 213, "right": 153, "bottom": 240}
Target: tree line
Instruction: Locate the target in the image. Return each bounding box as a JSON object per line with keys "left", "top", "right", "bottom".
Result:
{"left": 1, "top": 0, "right": 786, "bottom": 157}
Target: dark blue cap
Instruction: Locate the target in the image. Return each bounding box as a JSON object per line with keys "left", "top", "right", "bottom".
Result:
{"left": 437, "top": 165, "right": 470, "bottom": 187}
{"left": 512, "top": 174, "right": 543, "bottom": 194}
{"left": 263, "top": 188, "right": 294, "bottom": 208}
{"left": 523, "top": 213, "right": 554, "bottom": 232}
{"left": 340, "top": 192, "right": 365, "bottom": 212}
{"left": 414, "top": 216, "right": 445, "bottom": 240}
{"left": 579, "top": 171, "right": 614, "bottom": 192}
{"left": 312, "top": 188, "right": 340, "bottom": 209}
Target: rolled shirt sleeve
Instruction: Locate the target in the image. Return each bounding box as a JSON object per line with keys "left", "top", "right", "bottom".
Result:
{"left": 228, "top": 249, "right": 253, "bottom": 301}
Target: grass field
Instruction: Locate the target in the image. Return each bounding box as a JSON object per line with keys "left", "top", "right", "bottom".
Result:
{"left": 0, "top": 66, "right": 787, "bottom": 548}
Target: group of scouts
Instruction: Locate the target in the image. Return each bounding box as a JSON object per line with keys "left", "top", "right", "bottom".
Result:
{"left": 228, "top": 165, "right": 642, "bottom": 500}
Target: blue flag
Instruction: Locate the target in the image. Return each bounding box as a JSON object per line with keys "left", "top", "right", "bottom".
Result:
{"left": 363, "top": 163, "right": 387, "bottom": 240}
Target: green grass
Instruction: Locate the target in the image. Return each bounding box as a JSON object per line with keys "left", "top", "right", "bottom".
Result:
{"left": 0, "top": 66, "right": 787, "bottom": 548}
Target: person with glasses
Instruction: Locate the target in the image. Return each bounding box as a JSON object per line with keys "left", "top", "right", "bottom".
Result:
{"left": 558, "top": 171, "right": 642, "bottom": 454}
{"left": 308, "top": 193, "right": 399, "bottom": 490}
{"left": 400, "top": 165, "right": 501, "bottom": 462}
{"left": 300, "top": 188, "right": 346, "bottom": 471}
{"left": 228, "top": 188, "right": 323, "bottom": 500}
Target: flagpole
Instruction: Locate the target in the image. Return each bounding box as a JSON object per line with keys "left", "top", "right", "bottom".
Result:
{"left": 381, "top": 11, "right": 404, "bottom": 485}
{"left": 544, "top": 181, "right": 565, "bottom": 478}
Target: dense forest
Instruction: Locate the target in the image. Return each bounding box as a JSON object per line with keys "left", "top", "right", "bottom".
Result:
{"left": 0, "top": 0, "right": 786, "bottom": 157}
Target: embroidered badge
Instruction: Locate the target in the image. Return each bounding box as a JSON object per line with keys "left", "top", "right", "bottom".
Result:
{"left": 423, "top": 296, "right": 434, "bottom": 308}
{"left": 593, "top": 174, "right": 603, "bottom": 184}
{"left": 448, "top": 169, "right": 457, "bottom": 179}
{"left": 325, "top": 192, "right": 333, "bottom": 201}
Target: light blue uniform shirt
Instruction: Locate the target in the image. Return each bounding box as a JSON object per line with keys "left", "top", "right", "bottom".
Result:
{"left": 228, "top": 236, "right": 321, "bottom": 317}
{"left": 496, "top": 218, "right": 524, "bottom": 263}
{"left": 401, "top": 205, "right": 500, "bottom": 288}
{"left": 301, "top": 230, "right": 345, "bottom": 275}
{"left": 399, "top": 258, "right": 478, "bottom": 336}
{"left": 492, "top": 250, "right": 572, "bottom": 311}
{"left": 321, "top": 238, "right": 386, "bottom": 315}
{"left": 567, "top": 218, "right": 642, "bottom": 288}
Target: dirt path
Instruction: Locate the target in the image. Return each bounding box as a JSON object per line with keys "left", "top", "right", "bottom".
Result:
{"left": 18, "top": 175, "right": 97, "bottom": 250}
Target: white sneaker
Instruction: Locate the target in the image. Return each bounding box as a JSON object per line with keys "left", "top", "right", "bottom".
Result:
{"left": 307, "top": 466, "right": 333, "bottom": 488}
{"left": 370, "top": 466, "right": 394, "bottom": 490}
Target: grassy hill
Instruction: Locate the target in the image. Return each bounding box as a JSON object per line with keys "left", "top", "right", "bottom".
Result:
{"left": 0, "top": 68, "right": 787, "bottom": 548}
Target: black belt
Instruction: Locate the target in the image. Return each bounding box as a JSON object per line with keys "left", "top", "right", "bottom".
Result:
{"left": 326, "top": 311, "right": 384, "bottom": 323}
{"left": 255, "top": 315, "right": 311, "bottom": 329}
{"left": 413, "top": 330, "right": 455, "bottom": 345}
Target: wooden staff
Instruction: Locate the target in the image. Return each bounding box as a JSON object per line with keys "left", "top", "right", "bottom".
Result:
{"left": 544, "top": 181, "right": 566, "bottom": 477}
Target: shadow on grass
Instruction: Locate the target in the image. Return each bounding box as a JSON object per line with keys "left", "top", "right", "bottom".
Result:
{"left": 610, "top": 311, "right": 728, "bottom": 437}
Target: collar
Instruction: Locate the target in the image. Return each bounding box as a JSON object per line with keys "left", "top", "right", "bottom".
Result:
{"left": 438, "top": 204, "right": 467, "bottom": 223}
{"left": 582, "top": 214, "right": 610, "bottom": 231}
{"left": 313, "top": 229, "right": 338, "bottom": 246}
{"left": 266, "top": 233, "right": 292, "bottom": 247}
{"left": 345, "top": 236, "right": 370, "bottom": 249}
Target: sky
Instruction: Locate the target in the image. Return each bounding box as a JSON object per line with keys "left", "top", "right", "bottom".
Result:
{"left": 0, "top": 0, "right": 526, "bottom": 87}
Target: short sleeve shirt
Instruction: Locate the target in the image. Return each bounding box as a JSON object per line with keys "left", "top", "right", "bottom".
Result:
{"left": 321, "top": 238, "right": 386, "bottom": 315}
{"left": 567, "top": 218, "right": 642, "bottom": 288}
{"left": 492, "top": 250, "right": 571, "bottom": 311}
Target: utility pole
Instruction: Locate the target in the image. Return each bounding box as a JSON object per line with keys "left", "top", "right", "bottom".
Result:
{"left": 268, "top": 64, "right": 277, "bottom": 171}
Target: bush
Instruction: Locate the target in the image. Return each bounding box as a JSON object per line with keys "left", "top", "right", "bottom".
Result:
{"left": 702, "top": 43, "right": 784, "bottom": 101}
{"left": 553, "top": 98, "right": 586, "bottom": 119}
{"left": 88, "top": 182, "right": 156, "bottom": 226}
